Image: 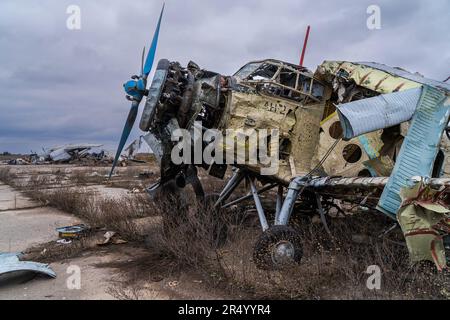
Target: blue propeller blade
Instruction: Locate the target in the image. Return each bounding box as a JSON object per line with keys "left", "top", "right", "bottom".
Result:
{"left": 109, "top": 3, "right": 165, "bottom": 178}
{"left": 143, "top": 3, "right": 165, "bottom": 78}
{"left": 109, "top": 100, "right": 140, "bottom": 178}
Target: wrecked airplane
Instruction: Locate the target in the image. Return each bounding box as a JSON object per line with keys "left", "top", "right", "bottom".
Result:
{"left": 6, "top": 143, "right": 113, "bottom": 165}
{"left": 43, "top": 143, "right": 104, "bottom": 162}
{"left": 110, "top": 5, "right": 450, "bottom": 270}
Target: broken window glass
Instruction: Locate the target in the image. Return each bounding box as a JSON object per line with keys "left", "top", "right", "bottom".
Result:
{"left": 279, "top": 68, "right": 297, "bottom": 88}
{"left": 277, "top": 68, "right": 300, "bottom": 100}
{"left": 247, "top": 63, "right": 279, "bottom": 81}
{"left": 297, "top": 75, "right": 324, "bottom": 100}
{"left": 234, "top": 62, "right": 262, "bottom": 79}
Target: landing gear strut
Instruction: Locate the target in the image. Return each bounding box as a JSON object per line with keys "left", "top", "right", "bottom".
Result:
{"left": 214, "top": 169, "right": 306, "bottom": 270}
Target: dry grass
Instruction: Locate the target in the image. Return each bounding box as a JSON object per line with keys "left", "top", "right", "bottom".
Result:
{"left": 3, "top": 166, "right": 450, "bottom": 299}
{"left": 212, "top": 212, "right": 450, "bottom": 299}
{"left": 140, "top": 185, "right": 450, "bottom": 299}
{"left": 145, "top": 192, "right": 229, "bottom": 272}
{"left": 31, "top": 187, "right": 153, "bottom": 242}
{"left": 0, "top": 167, "right": 17, "bottom": 185}
{"left": 24, "top": 236, "right": 93, "bottom": 263}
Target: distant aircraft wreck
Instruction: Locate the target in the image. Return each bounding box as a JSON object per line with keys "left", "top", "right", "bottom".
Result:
{"left": 6, "top": 143, "right": 110, "bottom": 165}
{"left": 41, "top": 143, "right": 104, "bottom": 162}
{"left": 5, "top": 139, "right": 146, "bottom": 166}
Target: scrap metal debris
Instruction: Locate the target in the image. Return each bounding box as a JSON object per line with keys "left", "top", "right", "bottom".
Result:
{"left": 7, "top": 158, "right": 31, "bottom": 165}
{"left": 56, "top": 224, "right": 89, "bottom": 239}
{"left": 0, "top": 252, "right": 56, "bottom": 284}
{"left": 397, "top": 177, "right": 450, "bottom": 270}
{"left": 97, "top": 231, "right": 127, "bottom": 246}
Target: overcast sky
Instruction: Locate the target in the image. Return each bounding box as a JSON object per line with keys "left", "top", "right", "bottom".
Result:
{"left": 0, "top": 0, "right": 448, "bottom": 154}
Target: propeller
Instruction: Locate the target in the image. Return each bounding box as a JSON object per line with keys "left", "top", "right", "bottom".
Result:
{"left": 141, "top": 46, "right": 146, "bottom": 76}
{"left": 109, "top": 3, "right": 165, "bottom": 178}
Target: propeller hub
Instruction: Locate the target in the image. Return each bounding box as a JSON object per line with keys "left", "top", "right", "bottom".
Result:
{"left": 123, "top": 78, "right": 147, "bottom": 99}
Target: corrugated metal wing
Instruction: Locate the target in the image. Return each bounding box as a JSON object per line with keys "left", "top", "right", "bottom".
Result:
{"left": 377, "top": 86, "right": 449, "bottom": 218}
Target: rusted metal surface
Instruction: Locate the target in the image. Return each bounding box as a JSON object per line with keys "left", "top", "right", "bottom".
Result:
{"left": 308, "top": 176, "right": 450, "bottom": 190}
{"left": 377, "top": 87, "right": 450, "bottom": 216}
{"left": 318, "top": 112, "right": 384, "bottom": 177}
{"left": 316, "top": 61, "right": 422, "bottom": 94}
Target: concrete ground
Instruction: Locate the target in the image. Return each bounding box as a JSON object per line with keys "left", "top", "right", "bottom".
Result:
{"left": 0, "top": 177, "right": 126, "bottom": 299}
{"left": 0, "top": 207, "right": 81, "bottom": 252}
{"left": 0, "top": 254, "right": 115, "bottom": 300}
{"left": 0, "top": 182, "right": 38, "bottom": 211}
{"left": 0, "top": 165, "right": 226, "bottom": 300}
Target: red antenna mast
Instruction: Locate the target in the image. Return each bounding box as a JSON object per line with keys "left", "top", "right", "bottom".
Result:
{"left": 299, "top": 25, "right": 311, "bottom": 67}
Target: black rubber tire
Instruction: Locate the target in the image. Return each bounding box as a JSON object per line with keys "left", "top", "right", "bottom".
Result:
{"left": 253, "top": 225, "right": 303, "bottom": 270}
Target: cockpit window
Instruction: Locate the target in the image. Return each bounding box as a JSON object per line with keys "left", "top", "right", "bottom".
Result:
{"left": 234, "top": 62, "right": 262, "bottom": 79}
{"left": 279, "top": 68, "right": 297, "bottom": 88}
{"left": 235, "top": 62, "right": 279, "bottom": 81}
{"left": 248, "top": 63, "right": 278, "bottom": 81}
{"left": 297, "top": 75, "right": 324, "bottom": 99}
{"left": 235, "top": 60, "right": 325, "bottom": 104}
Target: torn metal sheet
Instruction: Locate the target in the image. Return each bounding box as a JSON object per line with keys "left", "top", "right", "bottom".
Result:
{"left": 0, "top": 252, "right": 56, "bottom": 284}
{"left": 397, "top": 179, "right": 450, "bottom": 270}
{"left": 377, "top": 86, "right": 450, "bottom": 217}
{"left": 124, "top": 136, "right": 143, "bottom": 159}
{"left": 48, "top": 143, "right": 103, "bottom": 153}
{"left": 49, "top": 148, "right": 72, "bottom": 162}
{"left": 316, "top": 61, "right": 422, "bottom": 94}
{"left": 336, "top": 87, "right": 422, "bottom": 140}
{"left": 363, "top": 156, "right": 395, "bottom": 177}
{"left": 143, "top": 132, "right": 163, "bottom": 165}
{"left": 440, "top": 133, "right": 450, "bottom": 176}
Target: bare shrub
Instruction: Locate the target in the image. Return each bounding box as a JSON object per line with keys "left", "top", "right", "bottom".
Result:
{"left": 28, "top": 186, "right": 151, "bottom": 242}
{"left": 0, "top": 167, "right": 17, "bottom": 185}
{"left": 71, "top": 169, "right": 89, "bottom": 186}
{"left": 23, "top": 174, "right": 53, "bottom": 191}
{"left": 144, "top": 192, "right": 231, "bottom": 278}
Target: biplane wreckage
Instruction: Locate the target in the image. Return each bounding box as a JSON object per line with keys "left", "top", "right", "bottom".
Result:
{"left": 110, "top": 4, "right": 450, "bottom": 270}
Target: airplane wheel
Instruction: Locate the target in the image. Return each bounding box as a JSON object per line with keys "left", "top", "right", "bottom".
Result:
{"left": 253, "top": 225, "right": 303, "bottom": 270}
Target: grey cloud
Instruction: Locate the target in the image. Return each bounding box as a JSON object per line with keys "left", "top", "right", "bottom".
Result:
{"left": 0, "top": 0, "right": 448, "bottom": 153}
